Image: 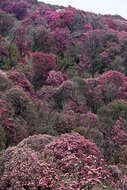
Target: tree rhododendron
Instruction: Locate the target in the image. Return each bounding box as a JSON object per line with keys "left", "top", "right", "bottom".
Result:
{"left": 32, "top": 52, "right": 57, "bottom": 87}
{"left": 46, "top": 70, "right": 64, "bottom": 86}
{"left": 0, "top": 0, "right": 127, "bottom": 189}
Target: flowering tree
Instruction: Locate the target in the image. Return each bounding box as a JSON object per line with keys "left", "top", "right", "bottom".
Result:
{"left": 52, "top": 27, "right": 70, "bottom": 54}
{"left": 80, "top": 29, "right": 105, "bottom": 77}
{"left": 46, "top": 7, "right": 75, "bottom": 31}
{"left": 98, "top": 99, "right": 127, "bottom": 163}
{"left": 12, "top": 0, "right": 28, "bottom": 20}
{"left": 5, "top": 87, "right": 38, "bottom": 134}
{"left": 11, "top": 25, "right": 33, "bottom": 59}
{"left": 46, "top": 70, "right": 64, "bottom": 86}
{"left": 42, "top": 133, "right": 119, "bottom": 189}
{"left": 32, "top": 26, "right": 56, "bottom": 53}
{"left": 7, "top": 71, "right": 35, "bottom": 99}
{"left": 84, "top": 78, "right": 101, "bottom": 113}
{"left": 98, "top": 70, "right": 125, "bottom": 104}
{"left": 32, "top": 52, "right": 57, "bottom": 87}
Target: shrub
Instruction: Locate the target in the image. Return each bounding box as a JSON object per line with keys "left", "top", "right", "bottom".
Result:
{"left": 32, "top": 52, "right": 57, "bottom": 88}
{"left": 0, "top": 70, "right": 12, "bottom": 91}
{"left": 46, "top": 70, "right": 64, "bottom": 86}
{"left": 79, "top": 112, "right": 101, "bottom": 129}
{"left": 0, "top": 134, "right": 55, "bottom": 190}
{"left": 12, "top": 1, "right": 28, "bottom": 20}
{"left": 17, "top": 134, "right": 56, "bottom": 155}
{"left": 72, "top": 127, "right": 103, "bottom": 150}
{"left": 52, "top": 110, "right": 77, "bottom": 134}
{"left": 84, "top": 78, "right": 101, "bottom": 113}
{"left": 42, "top": 133, "right": 119, "bottom": 189}
{"left": 98, "top": 71, "right": 125, "bottom": 104}
{"left": 98, "top": 100, "right": 127, "bottom": 163}
{"left": 32, "top": 26, "right": 56, "bottom": 53}
{"left": 0, "top": 125, "right": 6, "bottom": 151}
{"left": 5, "top": 87, "right": 38, "bottom": 134}
{"left": 7, "top": 71, "right": 35, "bottom": 99}
{"left": 0, "top": 146, "right": 42, "bottom": 190}
{"left": 4, "top": 117, "right": 29, "bottom": 146}
{"left": 0, "top": 10, "right": 16, "bottom": 36}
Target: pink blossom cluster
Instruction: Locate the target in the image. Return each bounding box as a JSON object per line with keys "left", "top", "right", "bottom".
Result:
{"left": 46, "top": 70, "right": 64, "bottom": 86}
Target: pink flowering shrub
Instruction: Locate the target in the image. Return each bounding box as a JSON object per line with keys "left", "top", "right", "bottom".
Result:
{"left": 118, "top": 31, "right": 127, "bottom": 63}
{"left": 98, "top": 99, "right": 127, "bottom": 163}
{"left": 73, "top": 126, "right": 104, "bottom": 151}
{"left": 3, "top": 117, "right": 29, "bottom": 146}
{"left": 7, "top": 71, "right": 35, "bottom": 99}
{"left": 0, "top": 134, "right": 55, "bottom": 189}
{"left": 0, "top": 0, "right": 14, "bottom": 14}
{"left": 12, "top": 26, "right": 33, "bottom": 59}
{"left": 73, "top": 112, "right": 103, "bottom": 149}
{"left": 99, "top": 70, "right": 125, "bottom": 87}
{"left": 0, "top": 146, "right": 42, "bottom": 190}
{"left": 79, "top": 112, "right": 101, "bottom": 129}
{"left": 118, "top": 80, "right": 127, "bottom": 101}
{"left": 5, "top": 87, "right": 38, "bottom": 134}
{"left": 42, "top": 133, "right": 119, "bottom": 189}
{"left": 32, "top": 26, "right": 56, "bottom": 53}
{"left": 46, "top": 7, "right": 75, "bottom": 30}
{"left": 32, "top": 52, "right": 57, "bottom": 87}
{"left": 17, "top": 134, "right": 55, "bottom": 155}
{"left": 0, "top": 93, "right": 29, "bottom": 147}
{"left": 0, "top": 133, "right": 122, "bottom": 189}
{"left": 98, "top": 71, "right": 126, "bottom": 104}
{"left": 0, "top": 10, "right": 16, "bottom": 36}
{"left": 52, "top": 27, "right": 70, "bottom": 53}
{"left": 1, "top": 1, "right": 127, "bottom": 189}
{"left": 111, "top": 118, "right": 127, "bottom": 146}
{"left": 52, "top": 110, "right": 78, "bottom": 134}
{"left": 37, "top": 85, "right": 56, "bottom": 110}
{"left": 12, "top": 1, "right": 28, "bottom": 20}
{"left": 103, "top": 18, "right": 117, "bottom": 30}
{"left": 46, "top": 70, "right": 64, "bottom": 86}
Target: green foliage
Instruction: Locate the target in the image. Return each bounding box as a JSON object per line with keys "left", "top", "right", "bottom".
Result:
{"left": 98, "top": 99, "right": 127, "bottom": 128}
{"left": 110, "top": 100, "right": 127, "bottom": 120}
{"left": 0, "top": 10, "right": 16, "bottom": 36}
{"left": 72, "top": 126, "right": 87, "bottom": 135}
{"left": 8, "top": 43, "right": 19, "bottom": 68}
{"left": 37, "top": 102, "right": 59, "bottom": 136}
{"left": 53, "top": 88, "right": 64, "bottom": 112}
{"left": 57, "top": 55, "right": 78, "bottom": 77}
{"left": 97, "top": 99, "right": 127, "bottom": 162}
{"left": 32, "top": 26, "right": 55, "bottom": 53}
{"left": 6, "top": 88, "right": 38, "bottom": 134}
{"left": 0, "top": 125, "right": 6, "bottom": 151}
{"left": 72, "top": 76, "right": 85, "bottom": 94}
{"left": 110, "top": 55, "right": 125, "bottom": 74}
{"left": 72, "top": 126, "right": 103, "bottom": 149}
{"left": 0, "top": 1, "right": 127, "bottom": 188}
{"left": 16, "top": 58, "right": 33, "bottom": 81}
{"left": 0, "top": 53, "right": 9, "bottom": 71}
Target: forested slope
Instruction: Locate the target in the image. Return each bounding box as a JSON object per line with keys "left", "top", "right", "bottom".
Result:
{"left": 0, "top": 0, "right": 127, "bottom": 189}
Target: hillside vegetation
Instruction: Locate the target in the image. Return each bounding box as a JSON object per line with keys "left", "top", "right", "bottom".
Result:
{"left": 0, "top": 0, "right": 127, "bottom": 189}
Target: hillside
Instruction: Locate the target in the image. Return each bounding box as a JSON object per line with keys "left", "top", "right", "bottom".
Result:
{"left": 0, "top": 0, "right": 127, "bottom": 189}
